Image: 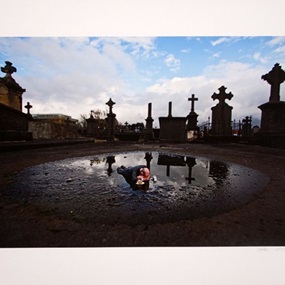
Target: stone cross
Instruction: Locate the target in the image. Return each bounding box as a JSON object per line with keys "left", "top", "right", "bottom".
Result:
{"left": 211, "top": 86, "right": 233, "bottom": 103}
{"left": 261, "top": 63, "right": 285, "bottom": 102}
{"left": 188, "top": 94, "right": 198, "bottom": 112}
{"left": 1, "top": 61, "right": 17, "bottom": 75}
{"left": 106, "top": 98, "right": 115, "bottom": 114}
{"left": 24, "top": 102, "right": 33, "bottom": 115}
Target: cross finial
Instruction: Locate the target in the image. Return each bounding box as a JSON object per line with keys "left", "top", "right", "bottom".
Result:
{"left": 106, "top": 98, "right": 115, "bottom": 114}
{"left": 24, "top": 102, "right": 33, "bottom": 115}
{"left": 1, "top": 61, "right": 17, "bottom": 76}
{"left": 188, "top": 94, "right": 198, "bottom": 112}
{"left": 211, "top": 86, "right": 233, "bottom": 104}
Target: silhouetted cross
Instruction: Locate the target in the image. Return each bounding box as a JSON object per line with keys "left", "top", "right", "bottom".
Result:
{"left": 261, "top": 63, "right": 285, "bottom": 102}
{"left": 25, "top": 102, "right": 33, "bottom": 114}
{"left": 1, "top": 61, "right": 17, "bottom": 75}
{"left": 211, "top": 86, "right": 233, "bottom": 103}
{"left": 188, "top": 94, "right": 198, "bottom": 112}
{"left": 106, "top": 98, "right": 115, "bottom": 114}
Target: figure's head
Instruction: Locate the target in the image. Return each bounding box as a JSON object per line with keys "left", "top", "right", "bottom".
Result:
{"left": 139, "top": 167, "right": 150, "bottom": 179}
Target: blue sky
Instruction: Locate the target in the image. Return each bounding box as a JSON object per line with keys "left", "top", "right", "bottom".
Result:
{"left": 1, "top": 36, "right": 285, "bottom": 127}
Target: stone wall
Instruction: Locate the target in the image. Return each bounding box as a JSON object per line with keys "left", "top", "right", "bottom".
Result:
{"left": 29, "top": 120, "right": 79, "bottom": 139}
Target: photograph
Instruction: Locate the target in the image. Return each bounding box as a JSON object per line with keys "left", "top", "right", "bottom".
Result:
{"left": 1, "top": 1, "right": 285, "bottom": 284}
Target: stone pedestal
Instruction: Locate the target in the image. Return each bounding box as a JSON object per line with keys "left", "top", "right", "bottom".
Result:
{"left": 0, "top": 102, "right": 33, "bottom": 141}
{"left": 106, "top": 113, "right": 116, "bottom": 141}
{"left": 257, "top": 101, "right": 285, "bottom": 148}
{"left": 211, "top": 103, "right": 233, "bottom": 136}
{"left": 159, "top": 117, "right": 187, "bottom": 142}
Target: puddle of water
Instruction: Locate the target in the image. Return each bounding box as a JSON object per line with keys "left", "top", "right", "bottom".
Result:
{"left": 7, "top": 151, "right": 269, "bottom": 226}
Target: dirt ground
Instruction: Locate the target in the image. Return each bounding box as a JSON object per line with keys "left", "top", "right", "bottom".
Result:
{"left": 0, "top": 140, "right": 284, "bottom": 247}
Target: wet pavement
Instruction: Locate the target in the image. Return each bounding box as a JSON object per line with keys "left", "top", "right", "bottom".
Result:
{"left": 0, "top": 141, "right": 284, "bottom": 247}
{"left": 5, "top": 150, "right": 269, "bottom": 226}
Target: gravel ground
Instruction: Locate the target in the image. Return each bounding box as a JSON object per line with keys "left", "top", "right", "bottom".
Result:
{"left": 0, "top": 140, "right": 284, "bottom": 247}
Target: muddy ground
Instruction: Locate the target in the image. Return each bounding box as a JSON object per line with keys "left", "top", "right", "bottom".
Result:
{"left": 0, "top": 140, "right": 284, "bottom": 247}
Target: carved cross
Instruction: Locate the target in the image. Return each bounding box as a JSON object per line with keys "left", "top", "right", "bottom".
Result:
{"left": 261, "top": 63, "right": 285, "bottom": 102}
{"left": 1, "top": 61, "right": 17, "bottom": 75}
{"left": 24, "top": 102, "right": 33, "bottom": 114}
{"left": 106, "top": 98, "right": 115, "bottom": 114}
{"left": 188, "top": 94, "right": 198, "bottom": 112}
{"left": 211, "top": 86, "right": 233, "bottom": 104}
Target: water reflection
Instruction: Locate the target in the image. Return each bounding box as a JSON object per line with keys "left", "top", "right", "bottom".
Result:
{"left": 88, "top": 152, "right": 230, "bottom": 191}
{"left": 106, "top": 156, "right": 116, "bottom": 176}
{"left": 209, "top": 160, "right": 229, "bottom": 188}
{"left": 11, "top": 150, "right": 269, "bottom": 225}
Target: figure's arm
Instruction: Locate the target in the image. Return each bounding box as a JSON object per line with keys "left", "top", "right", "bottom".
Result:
{"left": 131, "top": 165, "right": 146, "bottom": 182}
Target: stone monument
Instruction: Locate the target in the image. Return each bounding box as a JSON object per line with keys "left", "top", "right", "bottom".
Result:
{"left": 86, "top": 110, "right": 96, "bottom": 137}
{"left": 210, "top": 86, "right": 233, "bottom": 137}
{"left": 186, "top": 94, "right": 199, "bottom": 141}
{"left": 258, "top": 63, "right": 285, "bottom": 148}
{"left": 241, "top": 116, "right": 252, "bottom": 138}
{"left": 0, "top": 61, "right": 26, "bottom": 111}
{"left": 106, "top": 98, "right": 116, "bottom": 141}
{"left": 144, "top": 102, "right": 154, "bottom": 141}
{"left": 0, "top": 61, "right": 33, "bottom": 141}
{"left": 158, "top": 101, "right": 187, "bottom": 142}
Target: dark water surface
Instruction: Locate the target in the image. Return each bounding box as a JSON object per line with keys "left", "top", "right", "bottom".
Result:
{"left": 7, "top": 151, "right": 269, "bottom": 226}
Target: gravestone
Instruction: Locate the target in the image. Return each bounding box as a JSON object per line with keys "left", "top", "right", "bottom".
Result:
{"left": 158, "top": 101, "right": 187, "bottom": 142}
{"left": 24, "top": 102, "right": 33, "bottom": 117}
{"left": 241, "top": 116, "right": 252, "bottom": 138}
{"left": 106, "top": 98, "right": 116, "bottom": 141}
{"left": 144, "top": 102, "right": 154, "bottom": 141}
{"left": 258, "top": 63, "right": 285, "bottom": 148}
{"left": 186, "top": 94, "right": 199, "bottom": 141}
{"left": 211, "top": 86, "right": 233, "bottom": 137}
{"left": 86, "top": 111, "right": 96, "bottom": 137}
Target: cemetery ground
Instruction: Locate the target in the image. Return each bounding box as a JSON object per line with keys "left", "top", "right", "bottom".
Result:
{"left": 0, "top": 140, "right": 284, "bottom": 247}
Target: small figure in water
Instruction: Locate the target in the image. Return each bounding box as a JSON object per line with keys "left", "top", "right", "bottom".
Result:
{"left": 117, "top": 165, "right": 150, "bottom": 190}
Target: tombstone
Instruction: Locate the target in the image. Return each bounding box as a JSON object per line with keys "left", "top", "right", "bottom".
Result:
{"left": 0, "top": 61, "right": 33, "bottom": 141}
{"left": 24, "top": 102, "right": 33, "bottom": 117}
{"left": 186, "top": 94, "right": 199, "bottom": 141}
{"left": 86, "top": 111, "right": 96, "bottom": 137}
{"left": 258, "top": 63, "right": 285, "bottom": 148}
{"left": 159, "top": 101, "right": 187, "bottom": 142}
{"left": 144, "top": 102, "right": 154, "bottom": 141}
{"left": 106, "top": 98, "right": 116, "bottom": 141}
{"left": 211, "top": 86, "right": 233, "bottom": 137}
{"left": 241, "top": 116, "right": 252, "bottom": 138}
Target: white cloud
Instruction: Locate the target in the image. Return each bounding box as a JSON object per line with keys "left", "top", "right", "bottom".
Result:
{"left": 266, "top": 36, "right": 285, "bottom": 46}
{"left": 145, "top": 61, "right": 270, "bottom": 127}
{"left": 164, "top": 54, "right": 181, "bottom": 72}
{"left": 253, "top": 52, "right": 268, "bottom": 64}
{"left": 1, "top": 37, "right": 280, "bottom": 128}
{"left": 210, "top": 37, "right": 241, "bottom": 46}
